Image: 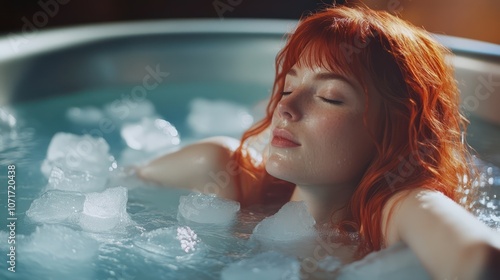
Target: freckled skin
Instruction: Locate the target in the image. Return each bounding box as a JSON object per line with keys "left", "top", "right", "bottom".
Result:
{"left": 266, "top": 65, "right": 381, "bottom": 190}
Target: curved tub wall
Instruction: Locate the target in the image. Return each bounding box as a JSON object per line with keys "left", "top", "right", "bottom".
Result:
{"left": 0, "top": 19, "right": 295, "bottom": 105}
{"left": 1, "top": 20, "right": 499, "bottom": 125}
{"left": 440, "top": 33, "right": 500, "bottom": 125}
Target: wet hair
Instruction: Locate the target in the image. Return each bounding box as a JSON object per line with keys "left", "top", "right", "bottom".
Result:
{"left": 232, "top": 5, "right": 475, "bottom": 258}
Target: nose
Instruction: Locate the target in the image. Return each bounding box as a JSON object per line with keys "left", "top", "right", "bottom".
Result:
{"left": 277, "top": 92, "right": 301, "bottom": 121}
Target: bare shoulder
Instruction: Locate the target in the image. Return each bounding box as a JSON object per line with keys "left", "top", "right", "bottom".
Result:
{"left": 137, "top": 136, "right": 241, "bottom": 200}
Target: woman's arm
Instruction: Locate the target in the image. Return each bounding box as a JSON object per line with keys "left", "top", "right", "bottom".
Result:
{"left": 136, "top": 136, "right": 241, "bottom": 201}
{"left": 382, "top": 189, "right": 500, "bottom": 279}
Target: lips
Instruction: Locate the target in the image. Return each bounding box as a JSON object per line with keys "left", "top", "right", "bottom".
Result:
{"left": 271, "top": 128, "right": 301, "bottom": 148}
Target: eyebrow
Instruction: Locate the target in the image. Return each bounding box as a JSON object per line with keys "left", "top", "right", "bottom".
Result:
{"left": 286, "top": 68, "right": 359, "bottom": 91}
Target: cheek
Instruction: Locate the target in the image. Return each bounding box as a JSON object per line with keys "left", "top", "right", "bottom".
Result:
{"left": 307, "top": 114, "right": 373, "bottom": 182}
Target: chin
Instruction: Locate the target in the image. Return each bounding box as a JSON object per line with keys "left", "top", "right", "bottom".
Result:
{"left": 265, "top": 160, "right": 298, "bottom": 183}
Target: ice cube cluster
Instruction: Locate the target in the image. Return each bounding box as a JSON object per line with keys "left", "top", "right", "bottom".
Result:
{"left": 65, "top": 98, "right": 182, "bottom": 168}
{"left": 27, "top": 133, "right": 131, "bottom": 233}
{"left": 27, "top": 185, "right": 131, "bottom": 233}
{"left": 177, "top": 192, "right": 241, "bottom": 225}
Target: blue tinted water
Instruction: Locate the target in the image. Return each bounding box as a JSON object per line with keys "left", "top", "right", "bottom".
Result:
{"left": 0, "top": 82, "right": 498, "bottom": 280}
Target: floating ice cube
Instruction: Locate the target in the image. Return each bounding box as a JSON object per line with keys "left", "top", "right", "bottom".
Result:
{"left": 66, "top": 106, "right": 104, "bottom": 125}
{"left": 178, "top": 192, "right": 240, "bottom": 225}
{"left": 41, "top": 132, "right": 114, "bottom": 177}
{"left": 187, "top": 98, "right": 253, "bottom": 136}
{"left": 121, "top": 117, "right": 180, "bottom": 152}
{"left": 26, "top": 190, "right": 85, "bottom": 224}
{"left": 46, "top": 165, "right": 108, "bottom": 193}
{"left": 221, "top": 251, "right": 301, "bottom": 280}
{"left": 134, "top": 226, "right": 204, "bottom": 257}
{"left": 252, "top": 201, "right": 317, "bottom": 243}
{"left": 337, "top": 243, "right": 431, "bottom": 280}
{"left": 80, "top": 186, "right": 131, "bottom": 232}
{"left": 104, "top": 99, "right": 157, "bottom": 124}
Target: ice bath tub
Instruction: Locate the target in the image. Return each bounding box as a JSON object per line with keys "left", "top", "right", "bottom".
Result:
{"left": 0, "top": 19, "right": 499, "bottom": 280}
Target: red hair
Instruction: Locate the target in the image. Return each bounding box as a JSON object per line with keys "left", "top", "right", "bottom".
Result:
{"left": 233, "top": 6, "right": 475, "bottom": 258}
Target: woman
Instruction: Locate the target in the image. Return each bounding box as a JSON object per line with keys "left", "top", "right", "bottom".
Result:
{"left": 138, "top": 6, "right": 500, "bottom": 279}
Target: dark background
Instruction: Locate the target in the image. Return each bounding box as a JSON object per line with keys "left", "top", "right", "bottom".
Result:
{"left": 2, "top": 1, "right": 499, "bottom": 44}
{"left": 1, "top": 0, "right": 343, "bottom": 35}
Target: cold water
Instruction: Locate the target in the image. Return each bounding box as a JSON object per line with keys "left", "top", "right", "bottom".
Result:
{"left": 0, "top": 83, "right": 498, "bottom": 280}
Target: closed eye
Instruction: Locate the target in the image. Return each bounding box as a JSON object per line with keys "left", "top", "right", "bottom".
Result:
{"left": 320, "top": 97, "right": 343, "bottom": 105}
{"left": 281, "top": 91, "right": 292, "bottom": 96}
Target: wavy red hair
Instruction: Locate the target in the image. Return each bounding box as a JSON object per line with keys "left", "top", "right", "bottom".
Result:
{"left": 232, "top": 6, "right": 475, "bottom": 258}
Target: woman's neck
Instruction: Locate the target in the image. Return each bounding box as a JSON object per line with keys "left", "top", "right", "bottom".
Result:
{"left": 290, "top": 184, "right": 354, "bottom": 225}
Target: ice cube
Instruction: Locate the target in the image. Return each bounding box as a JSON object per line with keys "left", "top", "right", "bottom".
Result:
{"left": 80, "top": 186, "right": 131, "bottom": 232}
{"left": 221, "top": 251, "right": 301, "bottom": 280}
{"left": 178, "top": 192, "right": 240, "bottom": 225}
{"left": 121, "top": 117, "right": 180, "bottom": 152}
{"left": 104, "top": 99, "right": 157, "bottom": 124}
{"left": 42, "top": 132, "right": 114, "bottom": 177}
{"left": 26, "top": 190, "right": 85, "bottom": 224}
{"left": 46, "top": 165, "right": 108, "bottom": 193}
{"left": 187, "top": 98, "right": 254, "bottom": 136}
{"left": 252, "top": 201, "right": 317, "bottom": 243}
{"left": 134, "top": 226, "right": 204, "bottom": 257}
{"left": 66, "top": 106, "right": 104, "bottom": 126}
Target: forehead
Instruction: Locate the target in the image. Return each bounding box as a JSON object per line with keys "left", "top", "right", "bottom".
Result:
{"left": 285, "top": 63, "right": 364, "bottom": 93}
{"left": 284, "top": 41, "right": 367, "bottom": 85}
{"left": 285, "top": 60, "right": 364, "bottom": 93}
